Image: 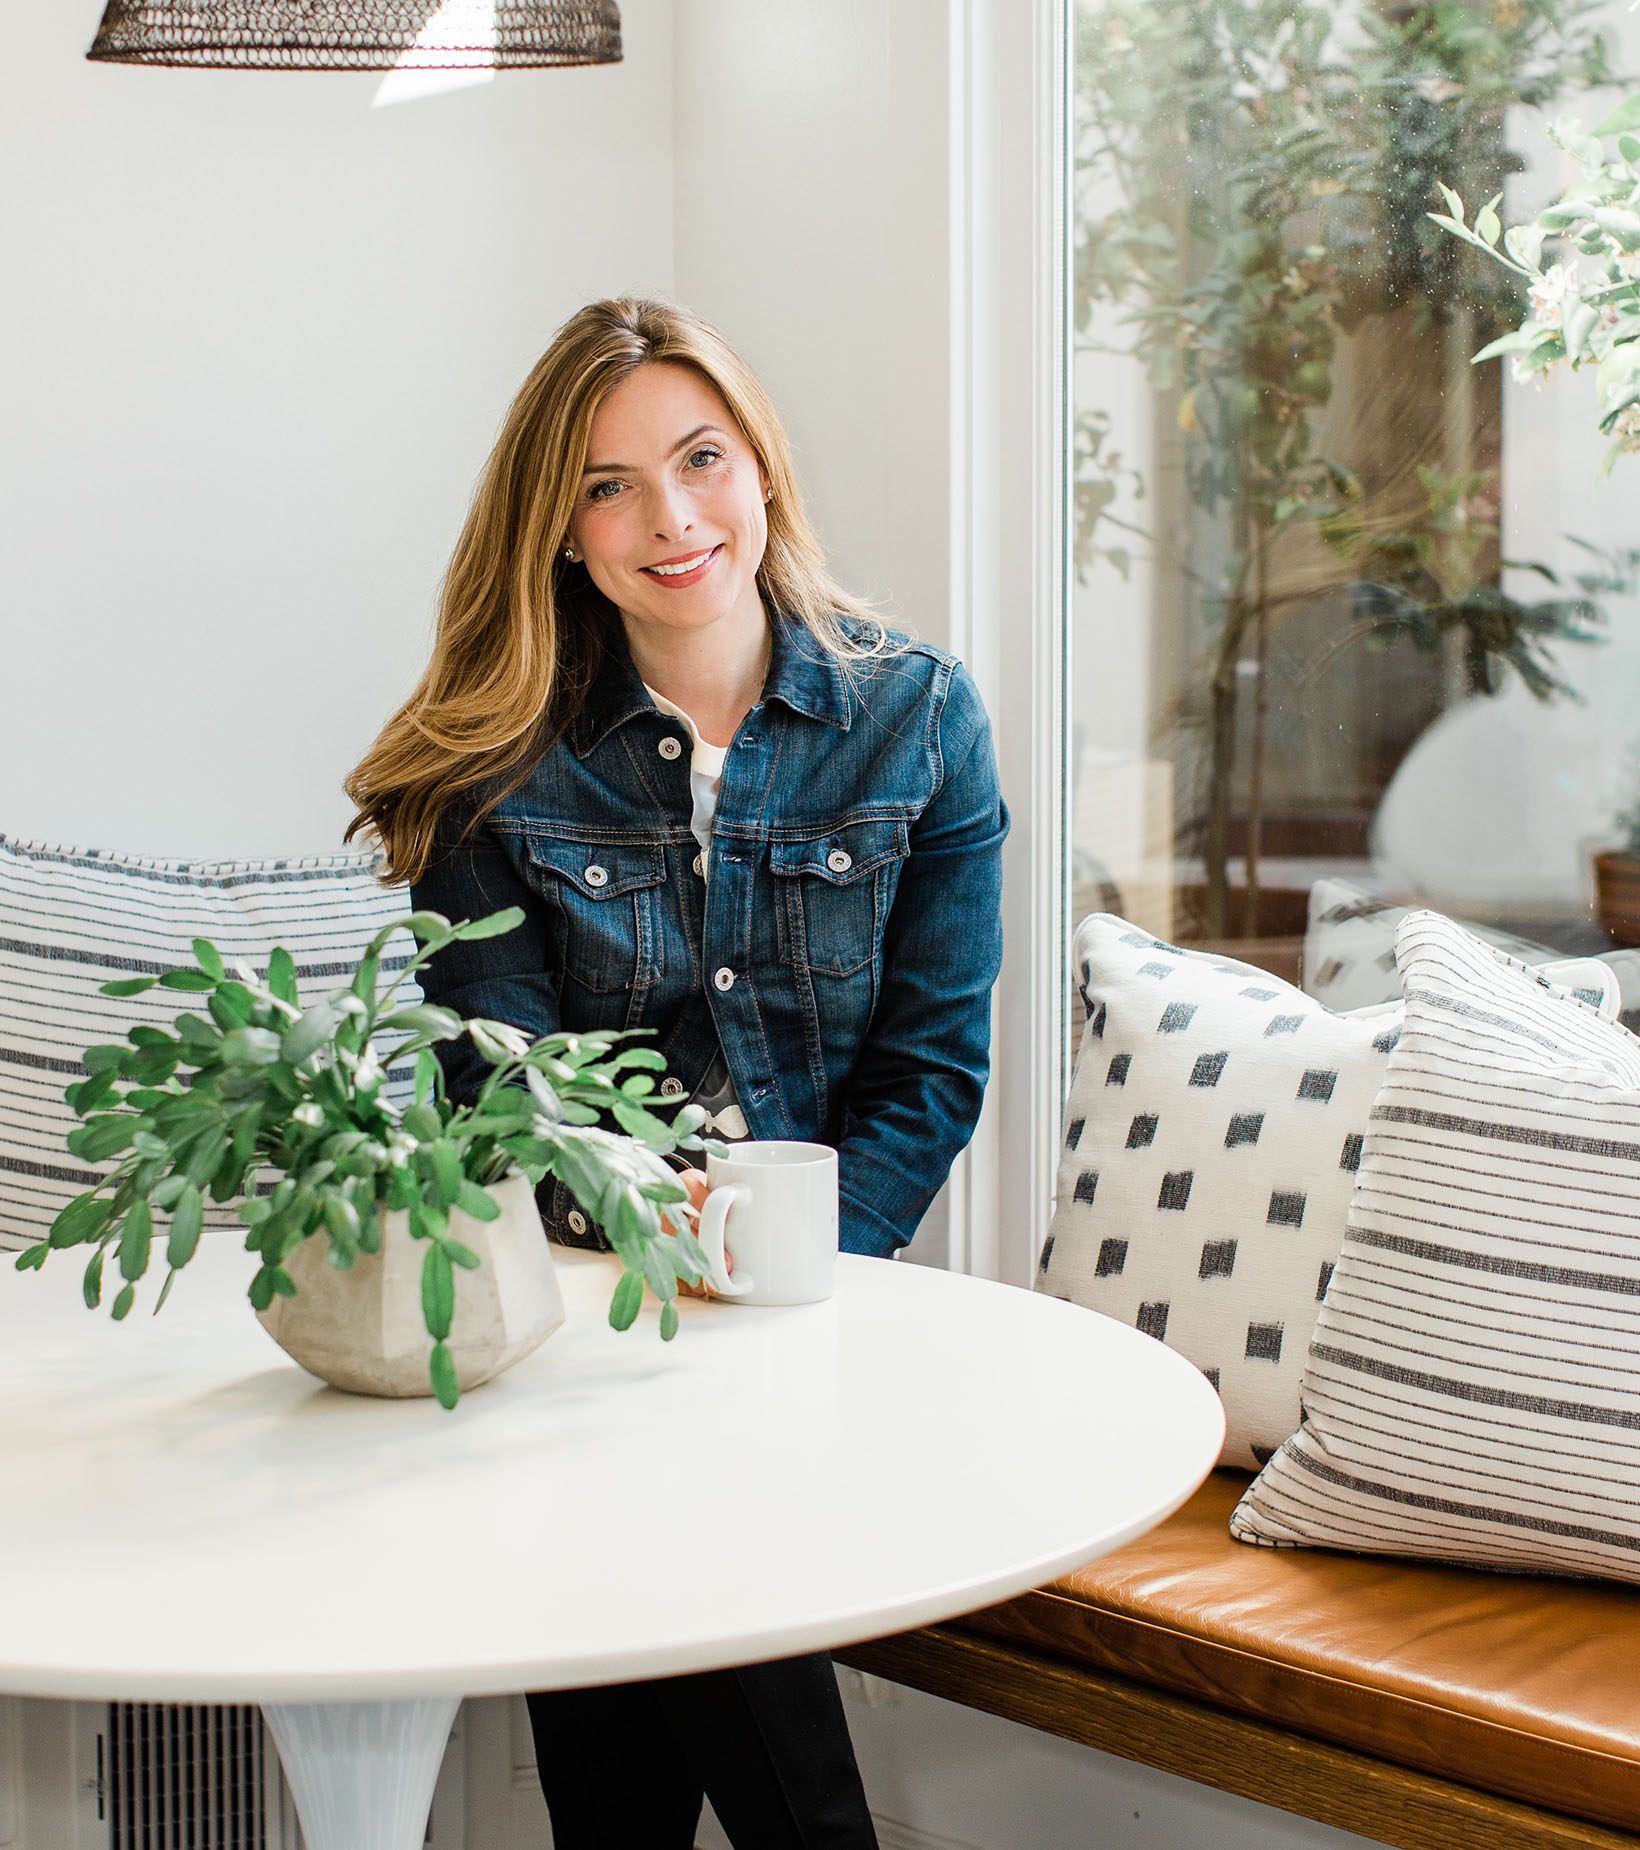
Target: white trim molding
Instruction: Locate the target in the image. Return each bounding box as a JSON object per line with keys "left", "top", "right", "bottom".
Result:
{"left": 944, "top": 0, "right": 1070, "bottom": 1286}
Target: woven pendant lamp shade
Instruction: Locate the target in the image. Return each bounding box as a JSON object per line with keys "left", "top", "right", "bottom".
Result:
{"left": 87, "top": 1, "right": 621, "bottom": 68}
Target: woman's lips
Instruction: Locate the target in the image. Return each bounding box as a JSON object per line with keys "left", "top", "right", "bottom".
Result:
{"left": 641, "top": 545, "right": 721, "bottom": 588}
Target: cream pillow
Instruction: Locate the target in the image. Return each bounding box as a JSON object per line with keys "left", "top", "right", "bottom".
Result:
{"left": 1040, "top": 914, "right": 1616, "bottom": 1468}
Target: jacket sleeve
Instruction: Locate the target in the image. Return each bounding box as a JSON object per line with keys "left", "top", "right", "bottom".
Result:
{"left": 410, "top": 815, "right": 562, "bottom": 1105}
{"left": 834, "top": 662, "right": 1008, "bottom": 1257}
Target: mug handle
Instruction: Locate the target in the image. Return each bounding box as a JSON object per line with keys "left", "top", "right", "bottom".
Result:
{"left": 694, "top": 1185, "right": 756, "bottom": 1297}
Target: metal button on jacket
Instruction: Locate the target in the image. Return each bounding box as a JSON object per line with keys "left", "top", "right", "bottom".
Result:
{"left": 584, "top": 864, "right": 609, "bottom": 888}
{"left": 713, "top": 967, "right": 735, "bottom": 992}
{"left": 693, "top": 851, "right": 706, "bottom": 878}
{"left": 826, "top": 849, "right": 853, "bottom": 874}
{"left": 660, "top": 1077, "right": 685, "bottom": 1098}
{"left": 658, "top": 736, "right": 683, "bottom": 760}
{"left": 567, "top": 1209, "right": 589, "bottom": 1236}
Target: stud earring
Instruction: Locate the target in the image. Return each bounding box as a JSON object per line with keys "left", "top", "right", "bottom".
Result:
{"left": 563, "top": 547, "right": 576, "bottom": 561}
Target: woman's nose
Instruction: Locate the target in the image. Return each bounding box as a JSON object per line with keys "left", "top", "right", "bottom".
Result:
{"left": 649, "top": 478, "right": 692, "bottom": 539}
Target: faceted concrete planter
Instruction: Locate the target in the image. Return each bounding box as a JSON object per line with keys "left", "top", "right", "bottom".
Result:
{"left": 257, "top": 1170, "right": 564, "bottom": 1398}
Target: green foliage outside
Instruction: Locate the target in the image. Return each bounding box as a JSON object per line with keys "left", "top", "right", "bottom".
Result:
{"left": 1075, "top": 0, "right": 1615, "bottom": 935}
{"left": 18, "top": 909, "right": 722, "bottom": 1408}
{"left": 1435, "top": 93, "right": 1640, "bottom": 476}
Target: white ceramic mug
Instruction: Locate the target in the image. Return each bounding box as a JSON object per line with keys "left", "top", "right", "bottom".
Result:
{"left": 693, "top": 1141, "right": 839, "bottom": 1306}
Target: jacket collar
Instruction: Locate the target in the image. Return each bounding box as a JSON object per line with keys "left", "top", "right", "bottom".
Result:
{"left": 566, "top": 613, "right": 852, "bottom": 758}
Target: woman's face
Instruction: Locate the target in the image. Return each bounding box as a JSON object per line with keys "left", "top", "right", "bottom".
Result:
{"left": 568, "top": 361, "right": 770, "bottom": 649}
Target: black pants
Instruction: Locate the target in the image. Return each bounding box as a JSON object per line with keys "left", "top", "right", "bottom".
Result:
{"left": 526, "top": 1652, "right": 879, "bottom": 1849}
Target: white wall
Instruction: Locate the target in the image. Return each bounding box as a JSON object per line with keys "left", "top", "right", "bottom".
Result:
{"left": 670, "top": 0, "right": 953, "bottom": 639}
{"left": 0, "top": 0, "right": 675, "bottom": 858}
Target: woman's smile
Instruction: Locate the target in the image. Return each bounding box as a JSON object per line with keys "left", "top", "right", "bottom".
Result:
{"left": 643, "top": 544, "right": 723, "bottom": 584}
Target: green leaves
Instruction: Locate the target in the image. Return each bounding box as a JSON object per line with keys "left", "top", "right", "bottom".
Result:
{"left": 428, "top": 1341, "right": 459, "bottom": 1410}
{"left": 402, "top": 1103, "right": 443, "bottom": 1143}
{"left": 67, "top": 1113, "right": 140, "bottom": 1163}
{"left": 118, "top": 1199, "right": 152, "bottom": 1282}
{"left": 219, "top": 1027, "right": 283, "bottom": 1067}
{"left": 379, "top": 1004, "right": 462, "bottom": 1040}
{"left": 429, "top": 1139, "right": 464, "bottom": 1207}
{"left": 421, "top": 1242, "right": 454, "bottom": 1341}
{"left": 101, "top": 976, "right": 157, "bottom": 998}
{"left": 158, "top": 969, "right": 217, "bottom": 993}
{"left": 453, "top": 1180, "right": 500, "bottom": 1221}
{"left": 192, "top": 938, "right": 226, "bottom": 983}
{"left": 608, "top": 1268, "right": 644, "bottom": 1331}
{"left": 467, "top": 1021, "right": 525, "bottom": 1065}
{"left": 1594, "top": 95, "right": 1640, "bottom": 139}
{"left": 281, "top": 1002, "right": 339, "bottom": 1068}
{"left": 167, "top": 1185, "right": 204, "bottom": 1269}
{"left": 267, "top": 945, "right": 299, "bottom": 1007}
{"left": 49, "top": 1192, "right": 112, "bottom": 1249}
{"left": 454, "top": 907, "right": 526, "bottom": 942}
{"left": 247, "top": 1264, "right": 297, "bottom": 1312}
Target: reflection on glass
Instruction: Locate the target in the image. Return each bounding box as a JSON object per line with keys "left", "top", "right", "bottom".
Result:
{"left": 1069, "top": 0, "right": 1640, "bottom": 1005}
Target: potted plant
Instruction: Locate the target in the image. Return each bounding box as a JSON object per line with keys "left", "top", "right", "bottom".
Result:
{"left": 14, "top": 907, "right": 723, "bottom": 1407}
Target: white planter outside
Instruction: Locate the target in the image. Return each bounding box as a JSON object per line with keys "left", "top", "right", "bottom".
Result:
{"left": 257, "top": 1170, "right": 564, "bottom": 1398}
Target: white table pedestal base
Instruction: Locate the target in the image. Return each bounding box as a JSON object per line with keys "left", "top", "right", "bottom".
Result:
{"left": 263, "top": 1695, "right": 461, "bottom": 1850}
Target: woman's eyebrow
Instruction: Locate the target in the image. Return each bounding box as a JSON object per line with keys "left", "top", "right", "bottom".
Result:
{"left": 581, "top": 425, "right": 728, "bottom": 476}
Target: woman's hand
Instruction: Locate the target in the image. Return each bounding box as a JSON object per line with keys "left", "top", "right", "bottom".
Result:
{"left": 674, "top": 1167, "right": 726, "bottom": 1297}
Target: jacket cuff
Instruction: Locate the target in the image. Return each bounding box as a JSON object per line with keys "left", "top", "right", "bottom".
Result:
{"left": 533, "top": 1175, "right": 610, "bottom": 1251}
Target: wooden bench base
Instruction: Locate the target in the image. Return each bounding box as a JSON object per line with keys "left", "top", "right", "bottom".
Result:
{"left": 836, "top": 1627, "right": 1640, "bottom": 1850}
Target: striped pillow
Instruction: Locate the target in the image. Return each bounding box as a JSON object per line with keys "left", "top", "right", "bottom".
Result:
{"left": 1233, "top": 911, "right": 1640, "bottom": 1582}
{"left": 0, "top": 836, "right": 417, "bottom": 1249}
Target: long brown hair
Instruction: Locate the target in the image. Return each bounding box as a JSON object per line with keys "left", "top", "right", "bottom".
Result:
{"left": 345, "top": 296, "right": 886, "bottom": 885}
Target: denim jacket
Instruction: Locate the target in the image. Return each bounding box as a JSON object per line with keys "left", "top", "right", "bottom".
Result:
{"left": 410, "top": 615, "right": 1008, "bottom": 1258}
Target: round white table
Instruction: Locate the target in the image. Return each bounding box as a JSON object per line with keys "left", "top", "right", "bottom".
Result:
{"left": 0, "top": 1237, "right": 1223, "bottom": 1848}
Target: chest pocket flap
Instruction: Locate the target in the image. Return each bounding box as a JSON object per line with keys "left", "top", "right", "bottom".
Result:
{"left": 768, "top": 819, "right": 909, "bottom": 885}
{"left": 524, "top": 836, "right": 666, "bottom": 899}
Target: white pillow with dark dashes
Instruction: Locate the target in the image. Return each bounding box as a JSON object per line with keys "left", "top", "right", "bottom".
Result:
{"left": 0, "top": 836, "right": 418, "bottom": 1249}
{"left": 1037, "top": 913, "right": 1618, "bottom": 1470}
{"left": 1232, "top": 913, "right": 1640, "bottom": 1583}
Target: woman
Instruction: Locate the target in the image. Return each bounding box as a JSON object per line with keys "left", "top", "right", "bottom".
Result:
{"left": 345, "top": 297, "right": 1007, "bottom": 1849}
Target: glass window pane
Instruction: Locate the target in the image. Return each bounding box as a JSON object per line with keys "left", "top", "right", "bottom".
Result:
{"left": 1070, "top": 0, "right": 1640, "bottom": 1017}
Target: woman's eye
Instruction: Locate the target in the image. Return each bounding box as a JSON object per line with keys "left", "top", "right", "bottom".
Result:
{"left": 686, "top": 447, "right": 723, "bottom": 470}
{"left": 587, "top": 478, "right": 623, "bottom": 501}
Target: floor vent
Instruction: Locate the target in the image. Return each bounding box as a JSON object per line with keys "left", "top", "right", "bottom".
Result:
{"left": 101, "top": 1703, "right": 281, "bottom": 1850}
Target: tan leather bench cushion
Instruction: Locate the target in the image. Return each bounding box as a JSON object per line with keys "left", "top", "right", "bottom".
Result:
{"left": 961, "top": 1470, "right": 1640, "bottom": 1835}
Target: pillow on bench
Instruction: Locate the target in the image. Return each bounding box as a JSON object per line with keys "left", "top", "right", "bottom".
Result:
{"left": 0, "top": 836, "right": 416, "bottom": 1249}
{"left": 1233, "top": 911, "right": 1640, "bottom": 1582}
{"left": 1038, "top": 913, "right": 1618, "bottom": 1470}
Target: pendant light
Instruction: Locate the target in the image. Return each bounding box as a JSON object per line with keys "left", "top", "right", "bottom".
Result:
{"left": 86, "top": 1, "right": 621, "bottom": 70}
